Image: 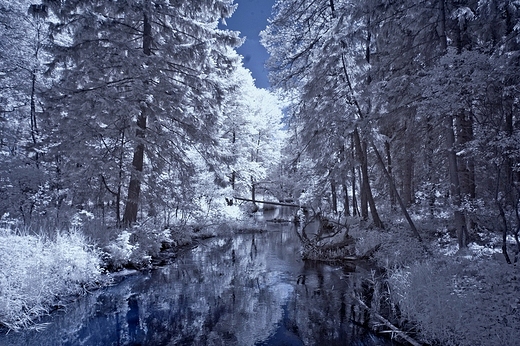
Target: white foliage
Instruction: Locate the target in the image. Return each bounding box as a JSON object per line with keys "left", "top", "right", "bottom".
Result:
{"left": 0, "top": 228, "right": 105, "bottom": 330}
{"left": 451, "top": 7, "right": 476, "bottom": 22}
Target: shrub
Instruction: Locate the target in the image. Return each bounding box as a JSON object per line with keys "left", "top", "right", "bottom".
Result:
{"left": 0, "top": 228, "right": 105, "bottom": 331}
{"left": 388, "top": 256, "right": 520, "bottom": 346}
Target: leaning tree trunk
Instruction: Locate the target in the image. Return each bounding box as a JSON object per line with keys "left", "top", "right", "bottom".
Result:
{"left": 372, "top": 143, "right": 421, "bottom": 241}
{"left": 354, "top": 129, "right": 383, "bottom": 228}
{"left": 122, "top": 8, "right": 151, "bottom": 226}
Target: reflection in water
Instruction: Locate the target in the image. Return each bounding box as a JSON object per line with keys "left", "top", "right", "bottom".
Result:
{"left": 0, "top": 209, "right": 395, "bottom": 346}
{"left": 126, "top": 294, "right": 141, "bottom": 345}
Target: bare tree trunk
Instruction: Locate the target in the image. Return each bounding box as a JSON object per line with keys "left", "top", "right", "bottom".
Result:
{"left": 403, "top": 131, "right": 414, "bottom": 207}
{"left": 497, "top": 201, "right": 512, "bottom": 264}
{"left": 354, "top": 129, "right": 368, "bottom": 219}
{"left": 331, "top": 179, "right": 338, "bottom": 214}
{"left": 456, "top": 111, "right": 475, "bottom": 198}
{"left": 352, "top": 166, "right": 359, "bottom": 216}
{"left": 123, "top": 112, "right": 146, "bottom": 225}
{"left": 426, "top": 116, "right": 436, "bottom": 218}
{"left": 385, "top": 140, "right": 395, "bottom": 208}
{"left": 354, "top": 129, "right": 382, "bottom": 228}
{"left": 123, "top": 8, "right": 151, "bottom": 226}
{"left": 251, "top": 177, "right": 256, "bottom": 203}
{"left": 439, "top": 0, "right": 467, "bottom": 249}
{"left": 446, "top": 116, "right": 468, "bottom": 249}
{"left": 343, "top": 183, "right": 350, "bottom": 216}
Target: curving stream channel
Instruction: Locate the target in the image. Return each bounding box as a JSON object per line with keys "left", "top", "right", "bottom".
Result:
{"left": 1, "top": 208, "right": 396, "bottom": 346}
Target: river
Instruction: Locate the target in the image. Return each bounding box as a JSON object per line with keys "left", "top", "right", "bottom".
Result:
{"left": 0, "top": 207, "right": 397, "bottom": 345}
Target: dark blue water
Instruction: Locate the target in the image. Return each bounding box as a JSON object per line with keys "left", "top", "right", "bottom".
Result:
{"left": 0, "top": 209, "right": 396, "bottom": 345}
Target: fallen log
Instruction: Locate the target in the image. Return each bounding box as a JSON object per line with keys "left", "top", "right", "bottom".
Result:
{"left": 351, "top": 294, "right": 422, "bottom": 346}
{"left": 232, "top": 196, "right": 302, "bottom": 208}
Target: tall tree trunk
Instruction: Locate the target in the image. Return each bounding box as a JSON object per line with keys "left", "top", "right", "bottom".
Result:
{"left": 123, "top": 9, "right": 151, "bottom": 226}
{"left": 426, "top": 116, "right": 436, "bottom": 218}
{"left": 457, "top": 111, "right": 475, "bottom": 199}
{"left": 30, "top": 70, "right": 39, "bottom": 167}
{"left": 439, "top": 0, "right": 448, "bottom": 52}
{"left": 354, "top": 129, "right": 368, "bottom": 219}
{"left": 439, "top": 0, "right": 469, "bottom": 248}
{"left": 251, "top": 177, "right": 256, "bottom": 203}
{"left": 385, "top": 140, "right": 396, "bottom": 208}
{"left": 231, "top": 130, "right": 236, "bottom": 189}
{"left": 446, "top": 116, "right": 468, "bottom": 249}
{"left": 403, "top": 130, "right": 414, "bottom": 207}
{"left": 352, "top": 166, "right": 358, "bottom": 216}
{"left": 123, "top": 112, "right": 146, "bottom": 225}
{"left": 353, "top": 129, "right": 383, "bottom": 228}
{"left": 343, "top": 183, "right": 350, "bottom": 216}
{"left": 331, "top": 179, "right": 338, "bottom": 214}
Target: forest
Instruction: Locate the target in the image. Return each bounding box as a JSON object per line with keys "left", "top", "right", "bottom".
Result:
{"left": 0, "top": 0, "right": 519, "bottom": 345}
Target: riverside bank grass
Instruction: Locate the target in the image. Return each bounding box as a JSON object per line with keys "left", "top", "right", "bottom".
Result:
{"left": 0, "top": 228, "right": 105, "bottom": 331}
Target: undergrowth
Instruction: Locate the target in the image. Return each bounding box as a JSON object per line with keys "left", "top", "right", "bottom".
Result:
{"left": 387, "top": 256, "right": 519, "bottom": 346}
{"left": 0, "top": 228, "right": 106, "bottom": 331}
{"left": 341, "top": 213, "right": 520, "bottom": 346}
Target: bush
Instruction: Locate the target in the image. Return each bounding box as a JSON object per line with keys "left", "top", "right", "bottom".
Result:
{"left": 0, "top": 228, "right": 105, "bottom": 331}
{"left": 388, "top": 256, "right": 520, "bottom": 346}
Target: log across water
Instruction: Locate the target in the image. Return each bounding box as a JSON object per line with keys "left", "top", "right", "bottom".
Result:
{"left": 233, "top": 196, "right": 303, "bottom": 208}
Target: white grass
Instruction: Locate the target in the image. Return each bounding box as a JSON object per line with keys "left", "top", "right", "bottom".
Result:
{"left": 0, "top": 228, "right": 105, "bottom": 331}
{"left": 387, "top": 254, "right": 520, "bottom": 346}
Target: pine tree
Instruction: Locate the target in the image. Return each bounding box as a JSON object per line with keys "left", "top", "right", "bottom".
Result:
{"left": 0, "top": 0, "right": 51, "bottom": 223}
{"left": 42, "top": 0, "right": 242, "bottom": 226}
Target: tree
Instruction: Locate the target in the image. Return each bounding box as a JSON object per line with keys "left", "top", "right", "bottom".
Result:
{"left": 42, "top": 0, "right": 242, "bottom": 226}
{"left": 220, "top": 65, "right": 285, "bottom": 203}
{"left": 263, "top": 0, "right": 520, "bottom": 249}
{"left": 0, "top": 0, "right": 51, "bottom": 224}
{"left": 262, "top": 0, "right": 387, "bottom": 226}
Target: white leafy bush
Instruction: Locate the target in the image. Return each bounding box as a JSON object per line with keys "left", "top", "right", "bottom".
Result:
{"left": 388, "top": 257, "right": 520, "bottom": 346}
{"left": 105, "top": 230, "right": 136, "bottom": 270}
{"left": 0, "top": 228, "right": 105, "bottom": 331}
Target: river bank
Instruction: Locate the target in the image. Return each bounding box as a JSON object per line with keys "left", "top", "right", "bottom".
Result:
{"left": 0, "top": 217, "right": 397, "bottom": 346}
{"left": 2, "top": 207, "right": 518, "bottom": 346}
{"left": 0, "top": 216, "right": 269, "bottom": 332}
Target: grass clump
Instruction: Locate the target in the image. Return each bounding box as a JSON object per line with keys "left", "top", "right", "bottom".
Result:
{"left": 0, "top": 228, "right": 106, "bottom": 331}
{"left": 387, "top": 253, "right": 520, "bottom": 345}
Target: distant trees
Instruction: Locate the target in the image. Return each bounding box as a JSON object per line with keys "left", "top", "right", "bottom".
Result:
{"left": 220, "top": 66, "right": 285, "bottom": 203}
{"left": 263, "top": 0, "right": 520, "bottom": 249}
{"left": 0, "top": 0, "right": 50, "bottom": 224}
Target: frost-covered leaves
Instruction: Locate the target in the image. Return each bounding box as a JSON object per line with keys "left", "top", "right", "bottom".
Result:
{"left": 388, "top": 257, "right": 520, "bottom": 346}
{"left": 36, "top": 0, "right": 243, "bottom": 223}
{"left": 219, "top": 66, "right": 285, "bottom": 198}
{"left": 0, "top": 228, "right": 105, "bottom": 331}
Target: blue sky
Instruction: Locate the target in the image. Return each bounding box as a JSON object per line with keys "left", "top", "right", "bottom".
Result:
{"left": 225, "top": 0, "right": 276, "bottom": 89}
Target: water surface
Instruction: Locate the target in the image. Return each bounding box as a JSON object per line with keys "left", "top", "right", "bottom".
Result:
{"left": 1, "top": 210, "right": 395, "bottom": 345}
